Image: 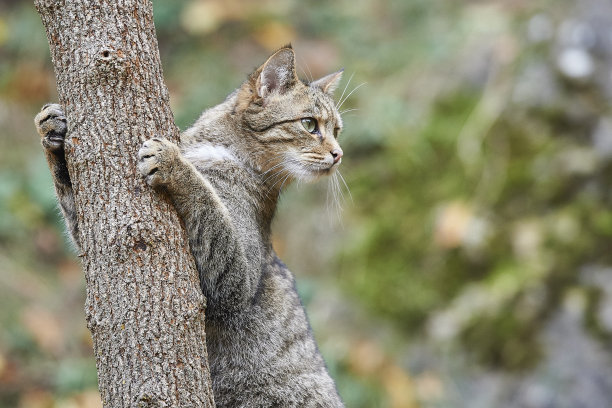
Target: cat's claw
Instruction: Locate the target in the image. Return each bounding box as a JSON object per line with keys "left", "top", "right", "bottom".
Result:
{"left": 137, "top": 138, "right": 181, "bottom": 187}
{"left": 34, "top": 103, "right": 67, "bottom": 153}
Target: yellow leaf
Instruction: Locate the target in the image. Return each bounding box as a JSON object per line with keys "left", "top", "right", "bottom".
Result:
{"left": 382, "top": 364, "right": 419, "bottom": 408}
{"left": 181, "top": 1, "right": 226, "bottom": 35}
{"left": 434, "top": 201, "right": 473, "bottom": 249}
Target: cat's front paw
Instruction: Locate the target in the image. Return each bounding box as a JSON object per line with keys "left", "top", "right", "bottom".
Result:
{"left": 137, "top": 138, "right": 181, "bottom": 188}
{"left": 34, "top": 103, "right": 67, "bottom": 153}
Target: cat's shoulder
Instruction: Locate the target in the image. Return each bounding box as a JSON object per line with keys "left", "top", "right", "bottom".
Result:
{"left": 183, "top": 142, "right": 238, "bottom": 165}
{"left": 181, "top": 142, "right": 257, "bottom": 196}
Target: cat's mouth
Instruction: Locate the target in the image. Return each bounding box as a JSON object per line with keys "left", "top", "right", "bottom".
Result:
{"left": 317, "top": 163, "right": 338, "bottom": 173}
{"left": 300, "top": 162, "right": 338, "bottom": 181}
{"left": 279, "top": 152, "right": 339, "bottom": 182}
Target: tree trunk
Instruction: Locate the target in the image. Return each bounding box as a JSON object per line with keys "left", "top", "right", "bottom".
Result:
{"left": 34, "top": 0, "right": 215, "bottom": 406}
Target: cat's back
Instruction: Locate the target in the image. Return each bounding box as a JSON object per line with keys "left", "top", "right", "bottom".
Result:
{"left": 180, "top": 91, "right": 238, "bottom": 146}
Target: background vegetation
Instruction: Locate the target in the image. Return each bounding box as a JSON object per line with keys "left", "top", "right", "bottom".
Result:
{"left": 2, "top": 0, "right": 612, "bottom": 407}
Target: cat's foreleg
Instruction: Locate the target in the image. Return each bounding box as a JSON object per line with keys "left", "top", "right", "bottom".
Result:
{"left": 34, "top": 104, "right": 81, "bottom": 251}
{"left": 137, "top": 138, "right": 255, "bottom": 319}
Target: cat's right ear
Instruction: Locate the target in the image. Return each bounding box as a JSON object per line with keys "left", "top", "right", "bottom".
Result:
{"left": 256, "top": 46, "right": 298, "bottom": 98}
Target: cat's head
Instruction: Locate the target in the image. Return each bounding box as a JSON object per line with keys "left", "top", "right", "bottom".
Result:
{"left": 236, "top": 45, "right": 344, "bottom": 183}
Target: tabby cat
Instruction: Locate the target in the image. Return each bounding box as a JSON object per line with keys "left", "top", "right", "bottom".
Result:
{"left": 35, "top": 45, "right": 345, "bottom": 407}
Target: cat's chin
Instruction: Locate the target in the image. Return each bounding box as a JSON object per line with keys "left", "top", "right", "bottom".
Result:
{"left": 296, "top": 166, "right": 338, "bottom": 183}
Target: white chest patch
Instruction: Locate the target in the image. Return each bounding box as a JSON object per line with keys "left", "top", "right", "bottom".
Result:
{"left": 183, "top": 143, "right": 238, "bottom": 164}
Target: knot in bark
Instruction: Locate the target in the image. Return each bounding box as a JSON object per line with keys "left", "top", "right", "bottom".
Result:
{"left": 94, "top": 46, "right": 128, "bottom": 78}
{"left": 135, "top": 379, "right": 169, "bottom": 407}
{"left": 178, "top": 292, "right": 207, "bottom": 324}
{"left": 83, "top": 41, "right": 129, "bottom": 83}
{"left": 85, "top": 308, "right": 108, "bottom": 333}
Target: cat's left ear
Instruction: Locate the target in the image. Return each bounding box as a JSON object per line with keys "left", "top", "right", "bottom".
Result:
{"left": 256, "top": 46, "right": 298, "bottom": 98}
{"left": 311, "top": 69, "right": 344, "bottom": 95}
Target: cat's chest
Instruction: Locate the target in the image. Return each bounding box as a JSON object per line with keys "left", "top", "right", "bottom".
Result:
{"left": 183, "top": 143, "right": 238, "bottom": 164}
{"left": 198, "top": 163, "right": 266, "bottom": 258}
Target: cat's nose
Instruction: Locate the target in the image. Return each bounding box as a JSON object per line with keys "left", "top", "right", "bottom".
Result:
{"left": 331, "top": 148, "right": 343, "bottom": 164}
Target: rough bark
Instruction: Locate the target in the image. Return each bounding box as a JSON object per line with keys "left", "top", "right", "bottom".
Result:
{"left": 34, "top": 0, "right": 215, "bottom": 406}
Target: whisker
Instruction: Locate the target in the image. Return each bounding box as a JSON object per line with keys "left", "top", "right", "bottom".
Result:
{"left": 332, "top": 174, "right": 344, "bottom": 226}
{"left": 279, "top": 173, "right": 292, "bottom": 193}
{"left": 262, "top": 170, "right": 286, "bottom": 187}
{"left": 336, "top": 72, "right": 354, "bottom": 110}
{"left": 338, "top": 82, "right": 366, "bottom": 111}
{"left": 267, "top": 159, "right": 300, "bottom": 191}
{"left": 329, "top": 178, "right": 339, "bottom": 222}
{"left": 273, "top": 170, "right": 295, "bottom": 201}
{"left": 331, "top": 173, "right": 343, "bottom": 206}
{"left": 340, "top": 108, "right": 359, "bottom": 116}
{"left": 337, "top": 170, "right": 353, "bottom": 203}
{"left": 260, "top": 160, "right": 283, "bottom": 174}
{"left": 334, "top": 172, "right": 345, "bottom": 205}
{"left": 257, "top": 156, "right": 281, "bottom": 171}
{"left": 326, "top": 177, "right": 332, "bottom": 214}
{"left": 326, "top": 176, "right": 334, "bottom": 218}
{"left": 330, "top": 173, "right": 339, "bottom": 211}
{"left": 261, "top": 169, "right": 286, "bottom": 186}
{"left": 260, "top": 162, "right": 287, "bottom": 182}
{"left": 303, "top": 60, "right": 314, "bottom": 83}
{"left": 271, "top": 175, "right": 285, "bottom": 192}
{"left": 260, "top": 156, "right": 301, "bottom": 185}
{"left": 298, "top": 63, "right": 311, "bottom": 84}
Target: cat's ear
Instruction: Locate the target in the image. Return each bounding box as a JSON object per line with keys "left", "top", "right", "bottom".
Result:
{"left": 311, "top": 69, "right": 344, "bottom": 95}
{"left": 256, "top": 46, "right": 298, "bottom": 98}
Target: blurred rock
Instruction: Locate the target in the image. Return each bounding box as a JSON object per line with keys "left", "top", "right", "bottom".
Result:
{"left": 556, "top": 47, "right": 594, "bottom": 81}
{"left": 512, "top": 62, "right": 560, "bottom": 107}
{"left": 591, "top": 117, "right": 612, "bottom": 159}
{"left": 527, "top": 13, "right": 554, "bottom": 44}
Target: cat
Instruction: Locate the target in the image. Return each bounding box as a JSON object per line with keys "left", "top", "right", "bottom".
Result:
{"left": 35, "top": 45, "right": 345, "bottom": 407}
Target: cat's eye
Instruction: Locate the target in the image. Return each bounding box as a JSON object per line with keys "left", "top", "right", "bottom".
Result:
{"left": 301, "top": 118, "right": 318, "bottom": 134}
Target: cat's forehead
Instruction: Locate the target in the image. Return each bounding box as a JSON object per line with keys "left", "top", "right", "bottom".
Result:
{"left": 306, "top": 87, "right": 341, "bottom": 125}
